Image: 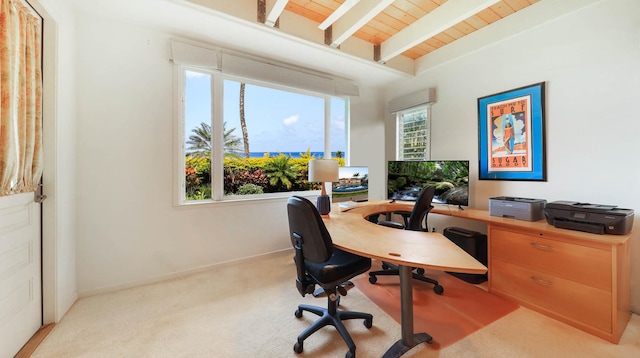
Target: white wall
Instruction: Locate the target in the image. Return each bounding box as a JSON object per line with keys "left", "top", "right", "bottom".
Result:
{"left": 350, "top": 86, "right": 387, "bottom": 201}
{"left": 72, "top": 12, "right": 386, "bottom": 296}
{"left": 385, "top": 0, "right": 640, "bottom": 311}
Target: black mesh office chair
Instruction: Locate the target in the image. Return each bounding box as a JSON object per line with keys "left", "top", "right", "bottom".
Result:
{"left": 287, "top": 196, "right": 373, "bottom": 358}
{"left": 368, "top": 185, "right": 444, "bottom": 295}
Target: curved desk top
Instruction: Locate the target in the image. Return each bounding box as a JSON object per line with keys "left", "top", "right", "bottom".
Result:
{"left": 323, "top": 202, "right": 487, "bottom": 275}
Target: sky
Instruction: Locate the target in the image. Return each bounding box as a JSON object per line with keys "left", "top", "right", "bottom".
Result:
{"left": 184, "top": 70, "right": 346, "bottom": 154}
{"left": 339, "top": 166, "right": 368, "bottom": 179}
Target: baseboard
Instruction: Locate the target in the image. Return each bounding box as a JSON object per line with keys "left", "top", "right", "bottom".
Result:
{"left": 77, "top": 248, "right": 293, "bottom": 298}
{"left": 14, "top": 323, "right": 55, "bottom": 358}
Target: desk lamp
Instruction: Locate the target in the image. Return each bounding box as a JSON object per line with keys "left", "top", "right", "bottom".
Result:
{"left": 308, "top": 159, "right": 339, "bottom": 216}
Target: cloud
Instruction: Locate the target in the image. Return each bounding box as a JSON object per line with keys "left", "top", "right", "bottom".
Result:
{"left": 283, "top": 114, "right": 299, "bottom": 126}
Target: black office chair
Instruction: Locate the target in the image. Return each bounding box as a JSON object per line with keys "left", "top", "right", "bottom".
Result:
{"left": 287, "top": 196, "right": 373, "bottom": 358}
{"left": 368, "top": 185, "right": 444, "bottom": 295}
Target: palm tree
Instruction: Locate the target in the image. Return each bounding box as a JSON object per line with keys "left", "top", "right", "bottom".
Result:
{"left": 186, "top": 122, "right": 242, "bottom": 157}
{"left": 239, "top": 83, "right": 250, "bottom": 157}
{"left": 263, "top": 154, "right": 298, "bottom": 190}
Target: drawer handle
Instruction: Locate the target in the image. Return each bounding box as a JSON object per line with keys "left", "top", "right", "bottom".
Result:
{"left": 530, "top": 276, "right": 553, "bottom": 286}
{"left": 530, "top": 242, "right": 553, "bottom": 251}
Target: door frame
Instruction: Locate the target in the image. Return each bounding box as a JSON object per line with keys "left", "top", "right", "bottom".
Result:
{"left": 28, "top": 0, "right": 76, "bottom": 324}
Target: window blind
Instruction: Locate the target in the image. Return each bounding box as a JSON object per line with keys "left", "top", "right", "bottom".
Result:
{"left": 389, "top": 88, "right": 435, "bottom": 113}
{"left": 169, "top": 39, "right": 359, "bottom": 96}
{"left": 170, "top": 40, "right": 219, "bottom": 69}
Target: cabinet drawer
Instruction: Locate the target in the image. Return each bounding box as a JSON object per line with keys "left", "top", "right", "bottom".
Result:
{"left": 492, "top": 258, "right": 611, "bottom": 333}
{"left": 490, "top": 228, "right": 611, "bottom": 291}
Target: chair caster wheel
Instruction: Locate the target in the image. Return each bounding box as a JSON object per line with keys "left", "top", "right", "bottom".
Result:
{"left": 434, "top": 285, "right": 444, "bottom": 295}
{"left": 294, "top": 341, "right": 303, "bottom": 354}
{"left": 382, "top": 263, "right": 391, "bottom": 270}
{"left": 294, "top": 308, "right": 303, "bottom": 318}
{"left": 416, "top": 268, "right": 425, "bottom": 275}
{"left": 368, "top": 275, "right": 377, "bottom": 284}
{"left": 345, "top": 350, "right": 355, "bottom": 358}
{"left": 363, "top": 318, "right": 373, "bottom": 329}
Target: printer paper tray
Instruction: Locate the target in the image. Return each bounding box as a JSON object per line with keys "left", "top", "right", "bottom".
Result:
{"left": 553, "top": 219, "right": 605, "bottom": 234}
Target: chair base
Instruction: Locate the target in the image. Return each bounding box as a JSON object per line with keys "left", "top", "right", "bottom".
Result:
{"left": 294, "top": 296, "right": 373, "bottom": 358}
{"left": 368, "top": 263, "right": 444, "bottom": 295}
{"left": 382, "top": 332, "right": 433, "bottom": 358}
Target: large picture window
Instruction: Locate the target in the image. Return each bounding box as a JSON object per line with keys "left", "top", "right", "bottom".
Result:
{"left": 180, "top": 67, "right": 348, "bottom": 203}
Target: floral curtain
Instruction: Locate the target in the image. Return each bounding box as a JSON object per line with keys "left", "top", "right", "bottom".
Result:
{"left": 0, "top": 0, "right": 42, "bottom": 196}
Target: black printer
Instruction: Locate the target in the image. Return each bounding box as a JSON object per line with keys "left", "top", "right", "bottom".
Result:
{"left": 544, "top": 201, "right": 634, "bottom": 235}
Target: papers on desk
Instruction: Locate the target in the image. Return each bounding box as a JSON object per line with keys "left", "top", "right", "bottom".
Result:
{"left": 338, "top": 202, "right": 357, "bottom": 211}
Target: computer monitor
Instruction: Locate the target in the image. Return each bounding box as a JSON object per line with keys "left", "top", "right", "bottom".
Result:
{"left": 332, "top": 166, "right": 369, "bottom": 203}
{"left": 387, "top": 160, "right": 469, "bottom": 207}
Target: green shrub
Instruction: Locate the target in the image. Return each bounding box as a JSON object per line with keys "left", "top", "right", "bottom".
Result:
{"left": 236, "top": 184, "right": 264, "bottom": 195}
{"left": 187, "top": 185, "right": 211, "bottom": 200}
{"left": 186, "top": 155, "right": 345, "bottom": 197}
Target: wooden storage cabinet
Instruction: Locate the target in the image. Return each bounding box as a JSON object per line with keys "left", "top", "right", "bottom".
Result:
{"left": 488, "top": 225, "right": 631, "bottom": 343}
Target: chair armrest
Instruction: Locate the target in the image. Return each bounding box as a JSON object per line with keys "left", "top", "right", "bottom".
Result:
{"left": 376, "top": 220, "right": 405, "bottom": 230}
{"left": 392, "top": 210, "right": 411, "bottom": 227}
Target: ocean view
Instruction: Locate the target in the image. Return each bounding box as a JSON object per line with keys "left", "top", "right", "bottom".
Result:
{"left": 248, "top": 151, "right": 341, "bottom": 158}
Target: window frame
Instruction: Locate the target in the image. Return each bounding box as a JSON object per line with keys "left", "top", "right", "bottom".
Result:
{"left": 395, "top": 105, "right": 431, "bottom": 161}
{"left": 174, "top": 64, "right": 349, "bottom": 206}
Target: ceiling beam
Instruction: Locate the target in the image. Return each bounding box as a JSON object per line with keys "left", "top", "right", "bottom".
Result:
{"left": 318, "top": 0, "right": 360, "bottom": 30}
{"left": 329, "top": 0, "right": 394, "bottom": 48}
{"left": 379, "top": 0, "right": 501, "bottom": 63}
{"left": 265, "top": 0, "right": 288, "bottom": 27}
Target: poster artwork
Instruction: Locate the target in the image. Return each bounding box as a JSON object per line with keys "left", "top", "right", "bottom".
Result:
{"left": 486, "top": 95, "right": 533, "bottom": 172}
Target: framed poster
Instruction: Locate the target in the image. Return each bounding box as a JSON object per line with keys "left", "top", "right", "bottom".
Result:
{"left": 477, "top": 82, "right": 546, "bottom": 181}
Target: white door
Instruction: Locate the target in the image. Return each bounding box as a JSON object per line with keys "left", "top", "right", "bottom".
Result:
{"left": 0, "top": 192, "right": 42, "bottom": 357}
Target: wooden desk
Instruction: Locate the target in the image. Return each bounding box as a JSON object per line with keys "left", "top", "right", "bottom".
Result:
{"left": 340, "top": 201, "right": 632, "bottom": 344}
{"left": 324, "top": 203, "right": 487, "bottom": 357}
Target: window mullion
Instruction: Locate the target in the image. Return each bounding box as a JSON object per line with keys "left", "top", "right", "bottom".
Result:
{"left": 324, "top": 97, "right": 331, "bottom": 158}
{"left": 211, "top": 74, "right": 224, "bottom": 200}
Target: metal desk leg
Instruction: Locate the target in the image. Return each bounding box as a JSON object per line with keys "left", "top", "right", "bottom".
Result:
{"left": 382, "top": 265, "right": 433, "bottom": 358}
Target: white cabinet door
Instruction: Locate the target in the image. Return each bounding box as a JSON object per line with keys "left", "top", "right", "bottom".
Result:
{"left": 0, "top": 192, "right": 42, "bottom": 357}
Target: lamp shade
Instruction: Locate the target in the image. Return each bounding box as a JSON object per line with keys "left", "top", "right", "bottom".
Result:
{"left": 308, "top": 160, "right": 338, "bottom": 216}
{"left": 308, "top": 159, "right": 339, "bottom": 183}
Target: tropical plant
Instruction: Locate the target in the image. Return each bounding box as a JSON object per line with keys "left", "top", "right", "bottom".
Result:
{"left": 236, "top": 183, "right": 264, "bottom": 195}
{"left": 298, "top": 148, "right": 316, "bottom": 160}
{"left": 263, "top": 154, "right": 298, "bottom": 191}
{"left": 239, "top": 83, "right": 250, "bottom": 157}
{"left": 186, "top": 122, "right": 242, "bottom": 157}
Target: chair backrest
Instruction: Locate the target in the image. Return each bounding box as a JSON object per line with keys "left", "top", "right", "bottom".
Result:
{"left": 407, "top": 185, "right": 436, "bottom": 231}
{"left": 287, "top": 196, "right": 333, "bottom": 263}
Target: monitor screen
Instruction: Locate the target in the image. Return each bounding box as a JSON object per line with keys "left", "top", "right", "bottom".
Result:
{"left": 332, "top": 166, "right": 369, "bottom": 203}
{"left": 387, "top": 160, "right": 469, "bottom": 206}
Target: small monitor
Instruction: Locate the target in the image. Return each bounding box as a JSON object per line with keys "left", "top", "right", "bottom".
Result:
{"left": 332, "top": 166, "right": 369, "bottom": 203}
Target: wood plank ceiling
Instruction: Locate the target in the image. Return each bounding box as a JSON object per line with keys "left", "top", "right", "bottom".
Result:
{"left": 266, "top": 0, "right": 540, "bottom": 63}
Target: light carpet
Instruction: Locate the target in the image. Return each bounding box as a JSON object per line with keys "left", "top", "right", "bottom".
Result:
{"left": 32, "top": 250, "right": 640, "bottom": 357}
{"left": 354, "top": 262, "right": 519, "bottom": 350}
